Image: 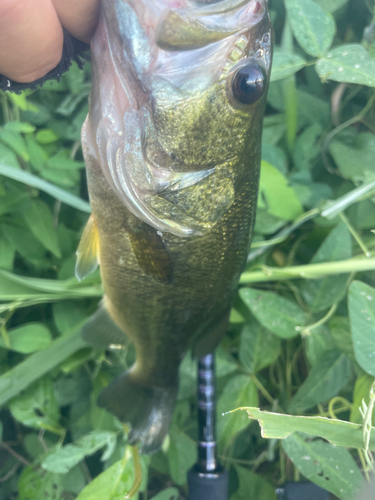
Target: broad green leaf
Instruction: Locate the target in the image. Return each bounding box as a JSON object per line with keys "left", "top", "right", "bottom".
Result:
{"left": 216, "top": 346, "right": 238, "bottom": 377}
{"left": 239, "top": 320, "right": 281, "bottom": 373}
{"left": 47, "top": 151, "right": 84, "bottom": 170}
{"left": 0, "top": 164, "right": 91, "bottom": 213}
{"left": 23, "top": 199, "right": 61, "bottom": 258}
{"left": 26, "top": 134, "right": 48, "bottom": 171}
{"left": 57, "top": 223, "right": 77, "bottom": 257}
{"left": 258, "top": 161, "right": 303, "bottom": 221}
{"left": 4, "top": 121, "right": 36, "bottom": 133}
{"left": 349, "top": 281, "right": 375, "bottom": 376}
{"left": 314, "top": 0, "right": 349, "bottom": 12}
{"left": 0, "top": 323, "right": 51, "bottom": 353}
{"left": 0, "top": 230, "right": 15, "bottom": 270}
{"left": 0, "top": 142, "right": 20, "bottom": 168}
{"left": 218, "top": 375, "right": 258, "bottom": 450}
{"left": 53, "top": 301, "right": 89, "bottom": 334}
{"left": 285, "top": 0, "right": 336, "bottom": 57}
{"left": 2, "top": 223, "right": 47, "bottom": 265}
{"left": 42, "top": 431, "right": 117, "bottom": 474}
{"left": 9, "top": 376, "right": 60, "bottom": 432}
{"left": 0, "top": 321, "right": 88, "bottom": 407}
{"left": 75, "top": 455, "right": 138, "bottom": 500}
{"left": 349, "top": 199, "right": 375, "bottom": 230}
{"left": 329, "top": 133, "right": 375, "bottom": 182}
{"left": 330, "top": 316, "right": 355, "bottom": 362}
{"left": 41, "top": 166, "right": 81, "bottom": 188}
{"left": 293, "top": 123, "right": 322, "bottom": 171}
{"left": 23, "top": 433, "right": 56, "bottom": 460}
{"left": 41, "top": 78, "right": 68, "bottom": 92}
{"left": 0, "top": 129, "right": 29, "bottom": 160}
{"left": 65, "top": 61, "right": 85, "bottom": 95}
{"left": 18, "top": 466, "right": 64, "bottom": 500}
{"left": 297, "top": 88, "right": 330, "bottom": 128}
{"left": 20, "top": 100, "right": 51, "bottom": 125}
{"left": 231, "top": 407, "right": 375, "bottom": 450}
{"left": 53, "top": 368, "right": 91, "bottom": 406}
{"left": 56, "top": 85, "right": 91, "bottom": 116}
{"left": 239, "top": 288, "right": 306, "bottom": 339}
{"left": 166, "top": 427, "right": 196, "bottom": 486}
{"left": 262, "top": 115, "right": 286, "bottom": 145}
{"left": 8, "top": 92, "right": 38, "bottom": 112}
{"left": 149, "top": 488, "right": 179, "bottom": 500}
{"left": 88, "top": 375, "right": 124, "bottom": 433}
{"left": 288, "top": 350, "right": 351, "bottom": 413}
{"left": 271, "top": 52, "right": 306, "bottom": 82}
{"left": 305, "top": 326, "right": 336, "bottom": 366}
{"left": 300, "top": 223, "right": 352, "bottom": 311}
{"left": 316, "top": 44, "right": 375, "bottom": 86}
{"left": 62, "top": 465, "right": 87, "bottom": 495}
{"left": 230, "top": 308, "right": 245, "bottom": 324}
{"left": 0, "top": 189, "right": 27, "bottom": 216}
{"left": 254, "top": 209, "right": 285, "bottom": 235}
{"left": 231, "top": 466, "right": 276, "bottom": 500}
{"left": 36, "top": 129, "right": 59, "bottom": 144}
{"left": 177, "top": 353, "right": 196, "bottom": 400}
{"left": 282, "top": 433, "right": 364, "bottom": 500}
{"left": 261, "top": 143, "right": 288, "bottom": 175}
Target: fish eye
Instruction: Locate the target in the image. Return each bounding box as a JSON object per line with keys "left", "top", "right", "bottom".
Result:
{"left": 231, "top": 62, "right": 266, "bottom": 106}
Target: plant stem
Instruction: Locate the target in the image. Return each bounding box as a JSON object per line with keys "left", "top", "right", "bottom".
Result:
{"left": 339, "top": 212, "right": 371, "bottom": 257}
{"left": 250, "top": 374, "right": 284, "bottom": 413}
{"left": 240, "top": 257, "right": 375, "bottom": 284}
{"left": 322, "top": 91, "right": 375, "bottom": 174}
{"left": 300, "top": 303, "right": 338, "bottom": 336}
{"left": 328, "top": 397, "right": 352, "bottom": 420}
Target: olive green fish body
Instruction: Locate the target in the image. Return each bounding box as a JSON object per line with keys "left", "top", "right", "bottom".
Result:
{"left": 79, "top": 0, "right": 273, "bottom": 452}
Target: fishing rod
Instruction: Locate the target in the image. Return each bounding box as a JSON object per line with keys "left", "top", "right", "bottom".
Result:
{"left": 188, "top": 353, "right": 229, "bottom": 500}
{"left": 187, "top": 353, "right": 331, "bottom": 500}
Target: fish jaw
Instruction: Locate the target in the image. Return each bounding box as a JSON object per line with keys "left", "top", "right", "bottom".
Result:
{"left": 86, "top": 0, "right": 273, "bottom": 237}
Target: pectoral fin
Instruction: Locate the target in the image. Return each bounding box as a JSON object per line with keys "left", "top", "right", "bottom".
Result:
{"left": 128, "top": 222, "right": 174, "bottom": 285}
{"left": 75, "top": 215, "right": 100, "bottom": 281}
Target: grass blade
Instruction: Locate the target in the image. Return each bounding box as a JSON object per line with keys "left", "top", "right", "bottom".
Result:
{"left": 0, "top": 163, "right": 91, "bottom": 213}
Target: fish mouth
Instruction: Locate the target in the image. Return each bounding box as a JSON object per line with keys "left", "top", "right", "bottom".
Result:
{"left": 155, "top": 0, "right": 268, "bottom": 51}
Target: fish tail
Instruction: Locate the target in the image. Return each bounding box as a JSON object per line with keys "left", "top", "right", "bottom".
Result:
{"left": 97, "top": 368, "right": 178, "bottom": 454}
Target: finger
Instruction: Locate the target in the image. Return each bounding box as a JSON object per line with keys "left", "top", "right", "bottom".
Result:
{"left": 0, "top": 0, "right": 63, "bottom": 83}
{"left": 52, "top": 0, "right": 100, "bottom": 43}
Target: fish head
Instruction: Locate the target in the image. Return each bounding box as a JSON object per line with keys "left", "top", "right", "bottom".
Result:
{"left": 86, "top": 0, "right": 273, "bottom": 236}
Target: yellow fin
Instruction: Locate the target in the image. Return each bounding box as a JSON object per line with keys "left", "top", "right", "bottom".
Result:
{"left": 75, "top": 215, "right": 100, "bottom": 281}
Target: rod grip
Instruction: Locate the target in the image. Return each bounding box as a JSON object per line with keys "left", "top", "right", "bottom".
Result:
{"left": 188, "top": 467, "right": 229, "bottom": 500}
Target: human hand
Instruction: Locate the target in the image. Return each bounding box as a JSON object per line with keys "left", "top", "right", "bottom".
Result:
{"left": 0, "top": 0, "right": 100, "bottom": 83}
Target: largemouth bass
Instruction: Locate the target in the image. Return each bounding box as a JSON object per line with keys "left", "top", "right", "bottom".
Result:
{"left": 78, "top": 0, "right": 273, "bottom": 453}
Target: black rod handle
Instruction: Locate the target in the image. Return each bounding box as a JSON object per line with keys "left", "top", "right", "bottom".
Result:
{"left": 188, "top": 467, "right": 229, "bottom": 500}
{"left": 188, "top": 352, "right": 229, "bottom": 500}
{"left": 197, "top": 353, "right": 217, "bottom": 472}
